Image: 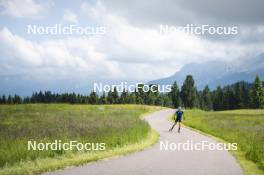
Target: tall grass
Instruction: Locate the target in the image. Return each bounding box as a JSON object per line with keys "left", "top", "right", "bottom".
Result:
{"left": 184, "top": 109, "right": 264, "bottom": 172}
{"left": 0, "top": 104, "right": 158, "bottom": 168}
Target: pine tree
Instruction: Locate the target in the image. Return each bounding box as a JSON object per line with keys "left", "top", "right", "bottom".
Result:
{"left": 2, "top": 95, "right": 6, "bottom": 104}
{"left": 241, "top": 82, "right": 250, "bottom": 108}
{"left": 234, "top": 82, "right": 244, "bottom": 108}
{"left": 136, "top": 96, "right": 144, "bottom": 104}
{"left": 169, "top": 81, "right": 181, "bottom": 108}
{"left": 23, "top": 97, "right": 31, "bottom": 103}
{"left": 213, "top": 86, "right": 224, "bottom": 110}
{"left": 38, "top": 91, "right": 44, "bottom": 102}
{"left": 112, "top": 87, "right": 119, "bottom": 104}
{"left": 107, "top": 87, "right": 119, "bottom": 104}
{"left": 223, "top": 86, "right": 236, "bottom": 110}
{"left": 136, "top": 84, "right": 146, "bottom": 104}
{"left": 163, "top": 94, "right": 172, "bottom": 107}
{"left": 44, "top": 91, "right": 53, "bottom": 103}
{"left": 14, "top": 94, "right": 22, "bottom": 104}
{"left": 201, "top": 85, "right": 212, "bottom": 111}
{"left": 145, "top": 92, "right": 156, "bottom": 105}
{"left": 7, "top": 95, "right": 13, "bottom": 104}
{"left": 119, "top": 89, "right": 129, "bottom": 104}
{"left": 107, "top": 91, "right": 113, "bottom": 104}
{"left": 128, "top": 92, "right": 136, "bottom": 104}
{"left": 180, "top": 75, "right": 198, "bottom": 108}
{"left": 251, "top": 75, "right": 264, "bottom": 108}
{"left": 155, "top": 95, "right": 164, "bottom": 106}
{"left": 69, "top": 93, "right": 77, "bottom": 104}
{"left": 99, "top": 92, "right": 108, "bottom": 104}
{"left": 89, "top": 91, "right": 98, "bottom": 104}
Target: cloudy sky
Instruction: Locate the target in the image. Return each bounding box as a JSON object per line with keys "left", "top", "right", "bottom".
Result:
{"left": 0, "top": 0, "right": 264, "bottom": 95}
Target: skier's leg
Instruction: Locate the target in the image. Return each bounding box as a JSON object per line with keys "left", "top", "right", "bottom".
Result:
{"left": 169, "top": 122, "right": 177, "bottom": 131}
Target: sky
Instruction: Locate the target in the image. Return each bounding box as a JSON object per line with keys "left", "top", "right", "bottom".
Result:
{"left": 0, "top": 0, "right": 264, "bottom": 95}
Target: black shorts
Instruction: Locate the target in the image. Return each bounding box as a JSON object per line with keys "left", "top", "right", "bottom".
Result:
{"left": 175, "top": 118, "right": 182, "bottom": 122}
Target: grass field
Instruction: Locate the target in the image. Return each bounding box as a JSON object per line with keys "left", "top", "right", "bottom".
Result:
{"left": 0, "top": 104, "right": 161, "bottom": 175}
{"left": 183, "top": 109, "right": 264, "bottom": 174}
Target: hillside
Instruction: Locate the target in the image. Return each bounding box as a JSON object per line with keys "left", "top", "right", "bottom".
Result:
{"left": 148, "top": 53, "right": 264, "bottom": 89}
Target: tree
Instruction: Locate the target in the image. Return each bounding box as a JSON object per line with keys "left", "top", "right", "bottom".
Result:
{"left": 144, "top": 84, "right": 159, "bottom": 105}
{"left": 155, "top": 95, "right": 164, "bottom": 106}
{"left": 89, "top": 91, "right": 98, "bottom": 104}
{"left": 213, "top": 86, "right": 224, "bottom": 110}
{"left": 201, "top": 85, "right": 212, "bottom": 111}
{"left": 99, "top": 92, "right": 108, "bottom": 104}
{"left": 69, "top": 93, "right": 77, "bottom": 104}
{"left": 223, "top": 86, "right": 236, "bottom": 110}
{"left": 120, "top": 89, "right": 129, "bottom": 104}
{"left": 128, "top": 92, "right": 136, "bottom": 104}
{"left": 241, "top": 82, "right": 250, "bottom": 108}
{"left": 7, "top": 95, "right": 13, "bottom": 104}
{"left": 163, "top": 94, "right": 172, "bottom": 107}
{"left": 107, "top": 87, "right": 119, "bottom": 104}
{"left": 145, "top": 93, "right": 156, "bottom": 105}
{"left": 250, "top": 75, "right": 264, "bottom": 108}
{"left": 2, "top": 95, "right": 6, "bottom": 104}
{"left": 23, "top": 97, "right": 31, "bottom": 103}
{"left": 136, "top": 95, "right": 144, "bottom": 104}
{"left": 169, "top": 81, "right": 181, "bottom": 108}
{"left": 43, "top": 91, "right": 51, "bottom": 102}
{"left": 37, "top": 91, "right": 44, "bottom": 102}
{"left": 180, "top": 75, "right": 198, "bottom": 108}
{"left": 233, "top": 82, "right": 244, "bottom": 108}
{"left": 13, "top": 94, "right": 22, "bottom": 104}
{"left": 135, "top": 84, "right": 146, "bottom": 104}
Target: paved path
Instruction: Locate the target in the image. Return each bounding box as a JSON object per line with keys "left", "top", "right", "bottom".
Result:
{"left": 44, "top": 109, "right": 243, "bottom": 175}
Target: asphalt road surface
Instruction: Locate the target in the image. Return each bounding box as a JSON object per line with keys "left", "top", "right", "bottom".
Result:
{"left": 44, "top": 109, "right": 243, "bottom": 175}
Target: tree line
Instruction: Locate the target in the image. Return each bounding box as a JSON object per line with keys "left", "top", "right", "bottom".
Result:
{"left": 0, "top": 75, "right": 264, "bottom": 110}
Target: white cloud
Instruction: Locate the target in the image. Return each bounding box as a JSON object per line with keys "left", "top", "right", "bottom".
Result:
{"left": 0, "top": 28, "right": 42, "bottom": 66}
{"left": 98, "top": 0, "right": 264, "bottom": 26}
{"left": 0, "top": 28, "right": 121, "bottom": 79}
{"left": 0, "top": 0, "right": 45, "bottom": 18}
{"left": 1, "top": 1, "right": 264, "bottom": 84}
{"left": 63, "top": 10, "right": 78, "bottom": 23}
{"left": 80, "top": 1, "right": 264, "bottom": 79}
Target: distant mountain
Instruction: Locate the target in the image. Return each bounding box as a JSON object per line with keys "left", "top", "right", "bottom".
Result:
{"left": 148, "top": 53, "right": 264, "bottom": 90}
{"left": 2, "top": 54, "right": 264, "bottom": 96}
{"left": 0, "top": 75, "right": 142, "bottom": 96}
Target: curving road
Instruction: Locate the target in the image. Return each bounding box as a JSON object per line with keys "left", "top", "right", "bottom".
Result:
{"left": 44, "top": 109, "right": 243, "bottom": 175}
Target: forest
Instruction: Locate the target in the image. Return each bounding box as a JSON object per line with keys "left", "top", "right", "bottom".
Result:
{"left": 1, "top": 75, "right": 263, "bottom": 111}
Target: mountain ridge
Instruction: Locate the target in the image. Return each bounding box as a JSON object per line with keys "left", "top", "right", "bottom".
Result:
{"left": 148, "top": 53, "right": 264, "bottom": 90}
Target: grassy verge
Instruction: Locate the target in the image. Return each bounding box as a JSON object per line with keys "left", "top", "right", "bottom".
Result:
{"left": 0, "top": 129, "right": 159, "bottom": 175}
{"left": 0, "top": 104, "right": 161, "bottom": 175}
{"left": 182, "top": 109, "right": 264, "bottom": 175}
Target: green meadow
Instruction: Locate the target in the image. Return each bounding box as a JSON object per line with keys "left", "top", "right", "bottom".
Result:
{"left": 184, "top": 109, "right": 264, "bottom": 174}
{"left": 0, "top": 104, "right": 160, "bottom": 175}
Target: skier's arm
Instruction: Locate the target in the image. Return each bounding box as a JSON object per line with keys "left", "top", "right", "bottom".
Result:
{"left": 174, "top": 110, "right": 178, "bottom": 121}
